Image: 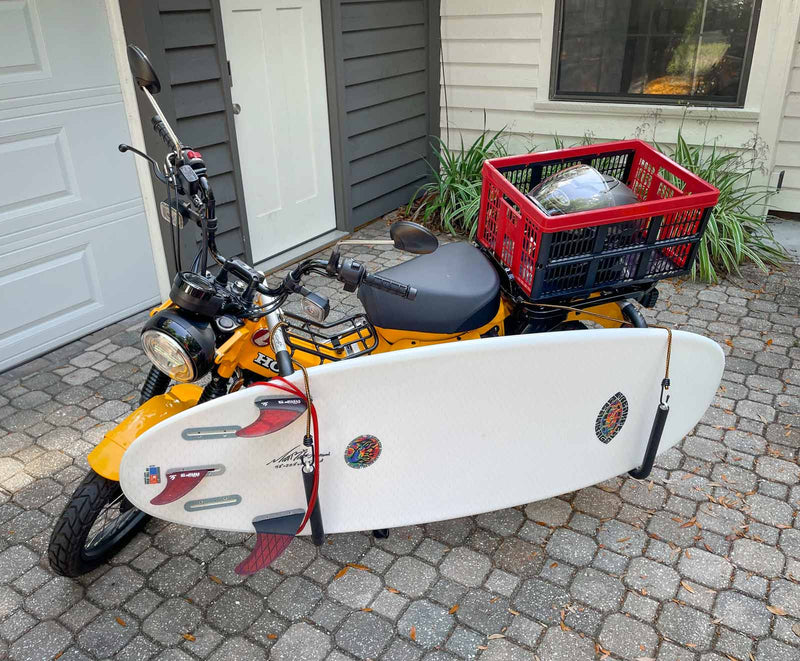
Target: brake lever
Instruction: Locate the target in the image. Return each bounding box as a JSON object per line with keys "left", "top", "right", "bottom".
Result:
{"left": 118, "top": 143, "right": 168, "bottom": 184}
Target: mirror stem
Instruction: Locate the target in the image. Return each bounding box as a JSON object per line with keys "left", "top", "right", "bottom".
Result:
{"left": 141, "top": 87, "right": 181, "bottom": 150}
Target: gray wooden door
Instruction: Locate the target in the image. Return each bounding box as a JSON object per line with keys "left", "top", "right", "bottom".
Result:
{"left": 323, "top": 0, "right": 440, "bottom": 230}
{"left": 0, "top": 0, "right": 160, "bottom": 372}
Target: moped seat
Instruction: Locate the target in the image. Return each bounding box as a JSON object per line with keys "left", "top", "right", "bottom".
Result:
{"left": 358, "top": 242, "right": 500, "bottom": 334}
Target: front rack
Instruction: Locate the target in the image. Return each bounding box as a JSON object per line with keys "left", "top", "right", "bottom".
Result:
{"left": 282, "top": 311, "right": 379, "bottom": 363}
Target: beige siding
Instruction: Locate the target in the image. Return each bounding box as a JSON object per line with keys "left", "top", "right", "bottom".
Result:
{"left": 439, "top": 1, "right": 799, "bottom": 214}
{"left": 773, "top": 29, "right": 800, "bottom": 211}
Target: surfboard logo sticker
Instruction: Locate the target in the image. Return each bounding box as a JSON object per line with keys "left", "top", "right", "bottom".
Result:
{"left": 595, "top": 392, "right": 629, "bottom": 444}
{"left": 144, "top": 465, "right": 161, "bottom": 485}
{"left": 344, "top": 435, "right": 381, "bottom": 469}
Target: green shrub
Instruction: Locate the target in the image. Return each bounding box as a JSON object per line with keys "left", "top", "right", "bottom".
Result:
{"left": 408, "top": 128, "right": 506, "bottom": 238}
{"left": 663, "top": 132, "right": 789, "bottom": 283}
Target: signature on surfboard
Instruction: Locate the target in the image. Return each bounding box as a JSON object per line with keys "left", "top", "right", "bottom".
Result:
{"left": 266, "top": 445, "right": 331, "bottom": 470}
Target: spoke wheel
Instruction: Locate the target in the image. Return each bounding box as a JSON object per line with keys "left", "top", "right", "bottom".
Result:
{"left": 49, "top": 471, "right": 149, "bottom": 577}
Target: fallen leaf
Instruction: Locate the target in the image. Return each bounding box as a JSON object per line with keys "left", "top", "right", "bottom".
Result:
{"left": 766, "top": 339, "right": 773, "bottom": 345}
{"left": 410, "top": 626, "right": 417, "bottom": 641}
{"left": 681, "top": 581, "right": 696, "bottom": 594}
{"left": 115, "top": 617, "right": 127, "bottom": 627}
{"left": 490, "top": 596, "right": 500, "bottom": 604}
{"left": 767, "top": 605, "right": 787, "bottom": 616}
{"left": 53, "top": 654, "right": 63, "bottom": 661}
{"left": 559, "top": 621, "right": 571, "bottom": 632}
{"left": 182, "top": 633, "right": 196, "bottom": 642}
{"left": 334, "top": 567, "right": 350, "bottom": 580}
{"left": 209, "top": 575, "right": 222, "bottom": 584}
{"left": 508, "top": 608, "right": 520, "bottom": 616}
{"left": 550, "top": 562, "right": 558, "bottom": 568}
{"left": 477, "top": 646, "right": 488, "bottom": 651}
{"left": 617, "top": 537, "right": 631, "bottom": 543}
{"left": 267, "top": 634, "right": 278, "bottom": 640}
{"left": 386, "top": 587, "right": 399, "bottom": 593}
{"left": 347, "top": 563, "right": 370, "bottom": 571}
{"left": 449, "top": 605, "right": 459, "bottom": 614}
{"left": 488, "top": 634, "right": 506, "bottom": 640}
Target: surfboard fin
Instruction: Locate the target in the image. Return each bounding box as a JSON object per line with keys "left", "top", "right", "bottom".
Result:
{"left": 234, "top": 510, "right": 305, "bottom": 575}
{"left": 150, "top": 468, "right": 211, "bottom": 505}
{"left": 235, "top": 396, "right": 307, "bottom": 438}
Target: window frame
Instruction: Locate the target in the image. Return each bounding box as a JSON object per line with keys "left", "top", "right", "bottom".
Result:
{"left": 548, "top": 0, "right": 763, "bottom": 108}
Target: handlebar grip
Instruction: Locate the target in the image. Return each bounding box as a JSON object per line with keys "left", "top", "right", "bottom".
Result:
{"left": 151, "top": 116, "right": 176, "bottom": 150}
{"left": 363, "top": 273, "right": 416, "bottom": 300}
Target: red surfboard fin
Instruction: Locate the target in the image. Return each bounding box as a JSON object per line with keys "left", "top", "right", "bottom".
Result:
{"left": 234, "top": 510, "right": 305, "bottom": 575}
{"left": 150, "top": 468, "right": 211, "bottom": 505}
{"left": 236, "top": 396, "right": 307, "bottom": 437}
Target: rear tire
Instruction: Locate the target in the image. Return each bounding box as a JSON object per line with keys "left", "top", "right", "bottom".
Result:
{"left": 49, "top": 470, "right": 149, "bottom": 577}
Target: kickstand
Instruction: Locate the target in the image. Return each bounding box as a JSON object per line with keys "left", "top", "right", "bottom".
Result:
{"left": 302, "top": 434, "right": 325, "bottom": 546}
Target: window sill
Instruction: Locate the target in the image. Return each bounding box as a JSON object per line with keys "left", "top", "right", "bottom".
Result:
{"left": 533, "top": 100, "right": 760, "bottom": 122}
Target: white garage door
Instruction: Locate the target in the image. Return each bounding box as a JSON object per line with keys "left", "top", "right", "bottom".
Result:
{"left": 0, "top": 0, "right": 160, "bottom": 372}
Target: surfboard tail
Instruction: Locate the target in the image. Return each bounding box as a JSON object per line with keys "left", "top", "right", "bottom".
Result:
{"left": 234, "top": 510, "right": 305, "bottom": 575}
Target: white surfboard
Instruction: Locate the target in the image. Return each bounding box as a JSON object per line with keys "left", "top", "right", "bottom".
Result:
{"left": 121, "top": 329, "right": 723, "bottom": 536}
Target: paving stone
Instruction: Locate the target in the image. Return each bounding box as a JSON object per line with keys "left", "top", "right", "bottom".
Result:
{"left": 77, "top": 611, "right": 138, "bottom": 657}
{"left": 569, "top": 568, "right": 624, "bottom": 612}
{"left": 779, "top": 528, "right": 800, "bottom": 560}
{"left": 0, "top": 609, "right": 36, "bottom": 642}
{"left": 148, "top": 556, "right": 203, "bottom": 596}
{"left": 9, "top": 621, "right": 72, "bottom": 661}
{"left": 484, "top": 568, "right": 519, "bottom": 597}
{"left": 622, "top": 590, "right": 659, "bottom": 622}
{"left": 375, "top": 525, "right": 424, "bottom": 554}
{"left": 524, "top": 498, "right": 572, "bottom": 527}
{"left": 327, "top": 564, "right": 382, "bottom": 608}
{"left": 657, "top": 602, "right": 715, "bottom": 651}
{"left": 246, "top": 610, "right": 287, "bottom": 648}
{"left": 425, "top": 517, "right": 473, "bottom": 546}
{"left": 745, "top": 492, "right": 794, "bottom": 527}
{"left": 714, "top": 627, "right": 754, "bottom": 660}
{"left": 398, "top": 599, "right": 454, "bottom": 648}
{"left": 731, "top": 538, "right": 785, "bottom": 577}
{"left": 513, "top": 578, "right": 570, "bottom": 625}
{"left": 756, "top": 455, "right": 799, "bottom": 484}
{"left": 11, "top": 565, "right": 49, "bottom": 595}
{"left": 445, "top": 625, "right": 484, "bottom": 660}
{"left": 0, "top": 545, "right": 39, "bottom": 582}
{"left": 206, "top": 636, "right": 265, "bottom": 661}
{"left": 415, "top": 538, "right": 448, "bottom": 564}
{"left": 491, "top": 538, "right": 543, "bottom": 580}
{"left": 732, "top": 569, "right": 768, "bottom": 598}
{"left": 310, "top": 599, "right": 348, "bottom": 631}
{"left": 453, "top": 588, "right": 511, "bottom": 636}
{"left": 335, "top": 611, "right": 392, "bottom": 659}
{"left": 573, "top": 486, "right": 621, "bottom": 518}
{"left": 24, "top": 576, "right": 82, "bottom": 619}
{"left": 546, "top": 528, "right": 596, "bottom": 566}
{"left": 478, "top": 639, "right": 532, "bottom": 661}
{"left": 371, "top": 588, "right": 408, "bottom": 620}
{"left": 141, "top": 597, "right": 201, "bottom": 645}
{"left": 678, "top": 547, "right": 734, "bottom": 587}
{"left": 592, "top": 549, "right": 628, "bottom": 575}
{"left": 207, "top": 586, "right": 264, "bottom": 634}
{"left": 477, "top": 508, "right": 524, "bottom": 536}
{"left": 537, "top": 627, "right": 595, "bottom": 661}
{"left": 383, "top": 639, "right": 423, "bottom": 661}
{"left": 268, "top": 575, "right": 322, "bottom": 619}
{"left": 386, "top": 555, "right": 438, "bottom": 596}
{"left": 770, "top": 579, "right": 800, "bottom": 618}
{"left": 598, "top": 519, "right": 648, "bottom": 556}
{"left": 429, "top": 577, "right": 468, "bottom": 607}
{"left": 319, "top": 532, "right": 370, "bottom": 563}
{"left": 755, "top": 639, "right": 798, "bottom": 661}
{"left": 440, "top": 547, "right": 492, "bottom": 587}
{"left": 599, "top": 612, "right": 658, "bottom": 659}
{"left": 696, "top": 503, "right": 746, "bottom": 536}
{"left": 87, "top": 566, "right": 144, "bottom": 608}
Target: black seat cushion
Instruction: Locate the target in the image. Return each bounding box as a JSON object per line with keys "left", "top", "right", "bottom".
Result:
{"left": 358, "top": 242, "right": 500, "bottom": 334}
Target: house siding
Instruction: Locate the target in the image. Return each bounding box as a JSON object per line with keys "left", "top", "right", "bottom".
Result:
{"left": 774, "top": 26, "right": 800, "bottom": 211}
{"left": 120, "top": 0, "right": 250, "bottom": 273}
{"left": 440, "top": 0, "right": 800, "bottom": 214}
{"left": 328, "top": 0, "right": 440, "bottom": 228}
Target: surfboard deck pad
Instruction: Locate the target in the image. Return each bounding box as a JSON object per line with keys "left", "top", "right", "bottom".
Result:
{"left": 120, "top": 329, "right": 724, "bottom": 535}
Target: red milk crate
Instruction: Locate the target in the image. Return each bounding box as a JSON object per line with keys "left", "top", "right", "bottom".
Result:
{"left": 477, "top": 140, "right": 719, "bottom": 301}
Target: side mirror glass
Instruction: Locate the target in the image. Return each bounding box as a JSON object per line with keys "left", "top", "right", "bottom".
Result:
{"left": 389, "top": 220, "right": 438, "bottom": 254}
{"left": 127, "top": 44, "right": 161, "bottom": 94}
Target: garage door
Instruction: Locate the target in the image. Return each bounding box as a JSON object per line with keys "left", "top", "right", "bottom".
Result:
{"left": 0, "top": 0, "right": 160, "bottom": 372}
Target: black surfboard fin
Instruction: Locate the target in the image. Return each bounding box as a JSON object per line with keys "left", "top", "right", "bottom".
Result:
{"left": 234, "top": 509, "right": 305, "bottom": 575}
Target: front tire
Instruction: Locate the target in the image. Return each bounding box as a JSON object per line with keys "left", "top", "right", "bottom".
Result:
{"left": 48, "top": 471, "right": 149, "bottom": 577}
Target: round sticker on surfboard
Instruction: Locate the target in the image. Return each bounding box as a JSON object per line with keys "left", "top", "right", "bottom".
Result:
{"left": 595, "top": 392, "right": 628, "bottom": 444}
{"left": 344, "top": 435, "right": 381, "bottom": 469}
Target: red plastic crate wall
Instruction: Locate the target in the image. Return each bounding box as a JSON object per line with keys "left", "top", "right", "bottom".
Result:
{"left": 477, "top": 140, "right": 719, "bottom": 300}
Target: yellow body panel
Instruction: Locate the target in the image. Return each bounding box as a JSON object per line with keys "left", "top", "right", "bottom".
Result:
{"left": 566, "top": 301, "right": 628, "bottom": 328}
{"left": 87, "top": 384, "right": 202, "bottom": 481}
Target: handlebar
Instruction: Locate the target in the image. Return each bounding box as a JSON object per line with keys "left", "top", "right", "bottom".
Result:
{"left": 152, "top": 116, "right": 177, "bottom": 151}
{"left": 363, "top": 273, "right": 417, "bottom": 300}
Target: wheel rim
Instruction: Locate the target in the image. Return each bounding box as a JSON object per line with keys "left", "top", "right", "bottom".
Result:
{"left": 82, "top": 490, "right": 147, "bottom": 560}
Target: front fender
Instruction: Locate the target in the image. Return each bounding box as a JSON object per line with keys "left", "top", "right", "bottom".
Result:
{"left": 87, "top": 384, "right": 203, "bottom": 481}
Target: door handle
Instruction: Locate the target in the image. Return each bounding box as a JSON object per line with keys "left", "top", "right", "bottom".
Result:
{"left": 233, "top": 103, "right": 241, "bottom": 115}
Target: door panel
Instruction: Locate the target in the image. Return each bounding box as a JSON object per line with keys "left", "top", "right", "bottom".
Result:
{"left": 221, "top": 0, "right": 336, "bottom": 262}
{"left": 0, "top": 0, "right": 159, "bottom": 371}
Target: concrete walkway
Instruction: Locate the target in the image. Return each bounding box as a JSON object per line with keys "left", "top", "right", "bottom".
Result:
{"left": 1, "top": 223, "right": 798, "bottom": 660}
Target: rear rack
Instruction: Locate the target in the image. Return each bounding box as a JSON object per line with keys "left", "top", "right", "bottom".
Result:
{"left": 282, "top": 311, "right": 378, "bottom": 363}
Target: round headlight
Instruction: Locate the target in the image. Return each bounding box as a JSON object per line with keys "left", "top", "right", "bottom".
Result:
{"left": 142, "top": 330, "right": 195, "bottom": 381}
{"left": 141, "top": 309, "right": 216, "bottom": 383}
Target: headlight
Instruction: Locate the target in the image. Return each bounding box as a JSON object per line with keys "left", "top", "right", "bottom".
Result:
{"left": 141, "top": 309, "right": 216, "bottom": 382}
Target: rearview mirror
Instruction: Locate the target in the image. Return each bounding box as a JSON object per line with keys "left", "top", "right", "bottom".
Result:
{"left": 389, "top": 221, "right": 438, "bottom": 254}
{"left": 127, "top": 44, "right": 161, "bottom": 94}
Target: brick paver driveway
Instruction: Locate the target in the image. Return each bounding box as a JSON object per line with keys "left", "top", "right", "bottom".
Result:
{"left": 1, "top": 223, "right": 798, "bottom": 660}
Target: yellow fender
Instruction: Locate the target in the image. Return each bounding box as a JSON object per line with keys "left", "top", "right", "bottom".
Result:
{"left": 87, "top": 384, "right": 202, "bottom": 481}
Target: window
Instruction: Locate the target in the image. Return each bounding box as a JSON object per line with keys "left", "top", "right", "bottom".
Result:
{"left": 551, "top": 0, "right": 761, "bottom": 106}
